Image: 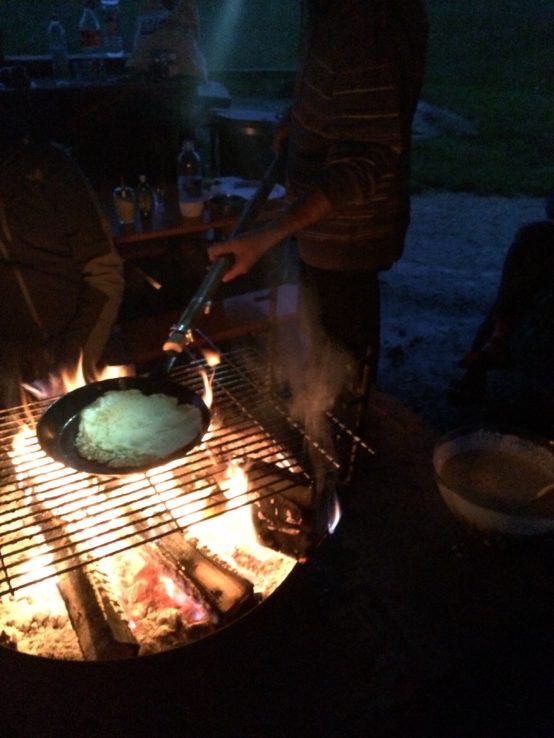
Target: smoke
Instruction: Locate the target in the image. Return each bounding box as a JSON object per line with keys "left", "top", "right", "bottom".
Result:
{"left": 272, "top": 289, "right": 359, "bottom": 486}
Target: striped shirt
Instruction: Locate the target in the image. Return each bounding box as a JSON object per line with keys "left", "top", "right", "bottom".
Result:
{"left": 288, "top": 0, "right": 428, "bottom": 271}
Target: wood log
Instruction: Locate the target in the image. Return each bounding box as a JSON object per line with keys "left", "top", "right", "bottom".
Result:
{"left": 24, "top": 492, "right": 139, "bottom": 661}
{"left": 57, "top": 563, "right": 139, "bottom": 661}
{"left": 249, "top": 461, "right": 337, "bottom": 560}
{"left": 156, "top": 532, "right": 256, "bottom": 621}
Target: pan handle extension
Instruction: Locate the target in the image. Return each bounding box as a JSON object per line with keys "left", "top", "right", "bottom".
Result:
{"left": 162, "top": 254, "right": 231, "bottom": 371}
{"left": 226, "top": 152, "right": 284, "bottom": 239}
{"left": 161, "top": 152, "right": 284, "bottom": 374}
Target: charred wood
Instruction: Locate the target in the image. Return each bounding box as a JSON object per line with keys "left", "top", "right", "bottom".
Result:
{"left": 24, "top": 494, "right": 138, "bottom": 660}
{"left": 249, "top": 461, "right": 336, "bottom": 560}
{"left": 57, "top": 563, "right": 139, "bottom": 661}
{"left": 156, "top": 533, "right": 256, "bottom": 621}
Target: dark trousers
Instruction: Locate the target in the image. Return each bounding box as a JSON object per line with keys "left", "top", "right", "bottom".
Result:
{"left": 294, "top": 262, "right": 381, "bottom": 471}
{"left": 298, "top": 262, "right": 381, "bottom": 383}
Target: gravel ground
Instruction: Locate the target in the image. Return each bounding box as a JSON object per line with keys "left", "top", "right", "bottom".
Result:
{"left": 378, "top": 191, "right": 552, "bottom": 436}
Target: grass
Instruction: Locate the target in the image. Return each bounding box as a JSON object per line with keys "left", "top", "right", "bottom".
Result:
{"left": 414, "top": 0, "right": 554, "bottom": 195}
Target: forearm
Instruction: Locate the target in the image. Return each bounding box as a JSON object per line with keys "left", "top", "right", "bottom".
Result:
{"left": 208, "top": 189, "right": 334, "bottom": 282}
{"left": 271, "top": 188, "right": 335, "bottom": 240}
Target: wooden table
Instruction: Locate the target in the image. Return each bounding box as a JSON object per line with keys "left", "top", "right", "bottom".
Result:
{"left": 103, "top": 191, "right": 291, "bottom": 365}
{"left": 108, "top": 190, "right": 284, "bottom": 257}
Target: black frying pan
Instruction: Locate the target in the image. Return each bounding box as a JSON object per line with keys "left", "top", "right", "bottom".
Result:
{"left": 35, "top": 154, "right": 284, "bottom": 476}
{"left": 36, "top": 375, "right": 211, "bottom": 476}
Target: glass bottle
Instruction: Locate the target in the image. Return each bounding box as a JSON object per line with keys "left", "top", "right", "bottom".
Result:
{"left": 177, "top": 137, "right": 204, "bottom": 218}
{"left": 136, "top": 175, "right": 154, "bottom": 219}
{"left": 113, "top": 180, "right": 136, "bottom": 224}
{"left": 47, "top": 15, "right": 69, "bottom": 80}
{"left": 79, "top": 0, "right": 103, "bottom": 55}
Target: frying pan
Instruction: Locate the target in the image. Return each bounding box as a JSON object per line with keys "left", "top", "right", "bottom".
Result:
{"left": 37, "top": 376, "right": 211, "bottom": 476}
{"left": 36, "top": 153, "right": 284, "bottom": 475}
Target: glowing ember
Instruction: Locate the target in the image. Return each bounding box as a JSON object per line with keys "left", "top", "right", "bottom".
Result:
{"left": 116, "top": 552, "right": 213, "bottom": 654}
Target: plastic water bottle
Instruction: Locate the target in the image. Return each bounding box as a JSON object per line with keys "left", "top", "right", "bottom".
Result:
{"left": 47, "top": 15, "right": 69, "bottom": 80}
{"left": 101, "top": 0, "right": 124, "bottom": 58}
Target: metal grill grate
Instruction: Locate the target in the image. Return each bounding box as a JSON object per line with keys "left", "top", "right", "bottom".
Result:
{"left": 0, "top": 346, "right": 372, "bottom": 597}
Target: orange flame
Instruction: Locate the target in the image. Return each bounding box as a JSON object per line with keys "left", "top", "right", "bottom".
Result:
{"left": 201, "top": 348, "right": 221, "bottom": 369}
{"left": 222, "top": 459, "right": 249, "bottom": 507}
{"left": 197, "top": 348, "right": 220, "bottom": 410}
{"left": 200, "top": 367, "right": 214, "bottom": 409}
{"left": 21, "top": 354, "right": 134, "bottom": 402}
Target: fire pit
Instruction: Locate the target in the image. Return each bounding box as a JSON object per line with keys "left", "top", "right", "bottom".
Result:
{"left": 0, "top": 345, "right": 368, "bottom": 662}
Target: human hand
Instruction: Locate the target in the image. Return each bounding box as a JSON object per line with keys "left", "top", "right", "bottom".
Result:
{"left": 207, "top": 228, "right": 279, "bottom": 283}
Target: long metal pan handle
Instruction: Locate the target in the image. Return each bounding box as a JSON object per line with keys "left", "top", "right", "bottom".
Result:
{"left": 161, "top": 152, "right": 284, "bottom": 373}
{"left": 162, "top": 254, "right": 232, "bottom": 358}
{"left": 226, "top": 152, "right": 283, "bottom": 239}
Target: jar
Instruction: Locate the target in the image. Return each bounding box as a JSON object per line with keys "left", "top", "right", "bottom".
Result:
{"left": 113, "top": 184, "right": 136, "bottom": 224}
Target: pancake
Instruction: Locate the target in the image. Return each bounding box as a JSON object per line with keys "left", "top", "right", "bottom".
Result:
{"left": 76, "top": 389, "right": 203, "bottom": 468}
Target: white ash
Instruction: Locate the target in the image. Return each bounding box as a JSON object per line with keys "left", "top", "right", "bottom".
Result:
{"left": 0, "top": 583, "right": 81, "bottom": 661}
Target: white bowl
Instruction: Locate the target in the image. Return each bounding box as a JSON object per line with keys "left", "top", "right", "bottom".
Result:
{"left": 433, "top": 427, "right": 554, "bottom": 536}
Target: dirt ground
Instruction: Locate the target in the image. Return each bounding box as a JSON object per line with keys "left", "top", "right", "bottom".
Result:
{"left": 378, "top": 191, "right": 553, "bottom": 438}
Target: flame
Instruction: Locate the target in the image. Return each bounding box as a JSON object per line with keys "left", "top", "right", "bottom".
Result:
{"left": 200, "top": 368, "right": 213, "bottom": 409}
{"left": 10, "top": 420, "right": 35, "bottom": 457}
{"left": 55, "top": 356, "right": 89, "bottom": 392}
{"left": 201, "top": 348, "right": 221, "bottom": 369}
{"left": 221, "top": 459, "right": 249, "bottom": 508}
{"left": 21, "top": 355, "right": 134, "bottom": 402}
{"left": 21, "top": 355, "right": 88, "bottom": 400}
{"left": 7, "top": 358, "right": 139, "bottom": 576}
{"left": 97, "top": 363, "right": 136, "bottom": 381}
{"left": 4, "top": 353, "right": 300, "bottom": 657}
{"left": 186, "top": 459, "right": 274, "bottom": 556}
{"left": 328, "top": 494, "right": 342, "bottom": 534}
{"left": 196, "top": 348, "right": 220, "bottom": 409}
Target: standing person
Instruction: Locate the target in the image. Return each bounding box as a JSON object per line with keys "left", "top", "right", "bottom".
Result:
{"left": 208, "top": 0, "right": 428, "bottom": 425}
{"left": 449, "top": 194, "right": 554, "bottom": 403}
{"left": 0, "top": 118, "right": 124, "bottom": 407}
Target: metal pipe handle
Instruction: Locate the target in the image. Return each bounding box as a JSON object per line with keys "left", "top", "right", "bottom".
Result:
{"left": 161, "top": 153, "right": 283, "bottom": 373}
{"left": 162, "top": 255, "right": 231, "bottom": 368}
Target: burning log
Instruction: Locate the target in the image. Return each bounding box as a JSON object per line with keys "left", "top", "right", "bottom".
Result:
{"left": 249, "top": 462, "right": 338, "bottom": 560}
{"left": 116, "top": 544, "right": 215, "bottom": 655}
{"left": 156, "top": 532, "right": 257, "bottom": 621}
{"left": 21, "top": 492, "right": 139, "bottom": 660}
{"left": 57, "top": 562, "right": 139, "bottom": 661}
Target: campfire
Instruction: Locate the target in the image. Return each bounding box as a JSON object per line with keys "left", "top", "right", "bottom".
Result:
{"left": 0, "top": 346, "right": 353, "bottom": 661}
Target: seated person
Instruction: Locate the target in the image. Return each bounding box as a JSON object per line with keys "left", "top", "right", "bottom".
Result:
{"left": 450, "top": 193, "right": 554, "bottom": 402}
{"left": 0, "top": 117, "right": 124, "bottom": 407}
